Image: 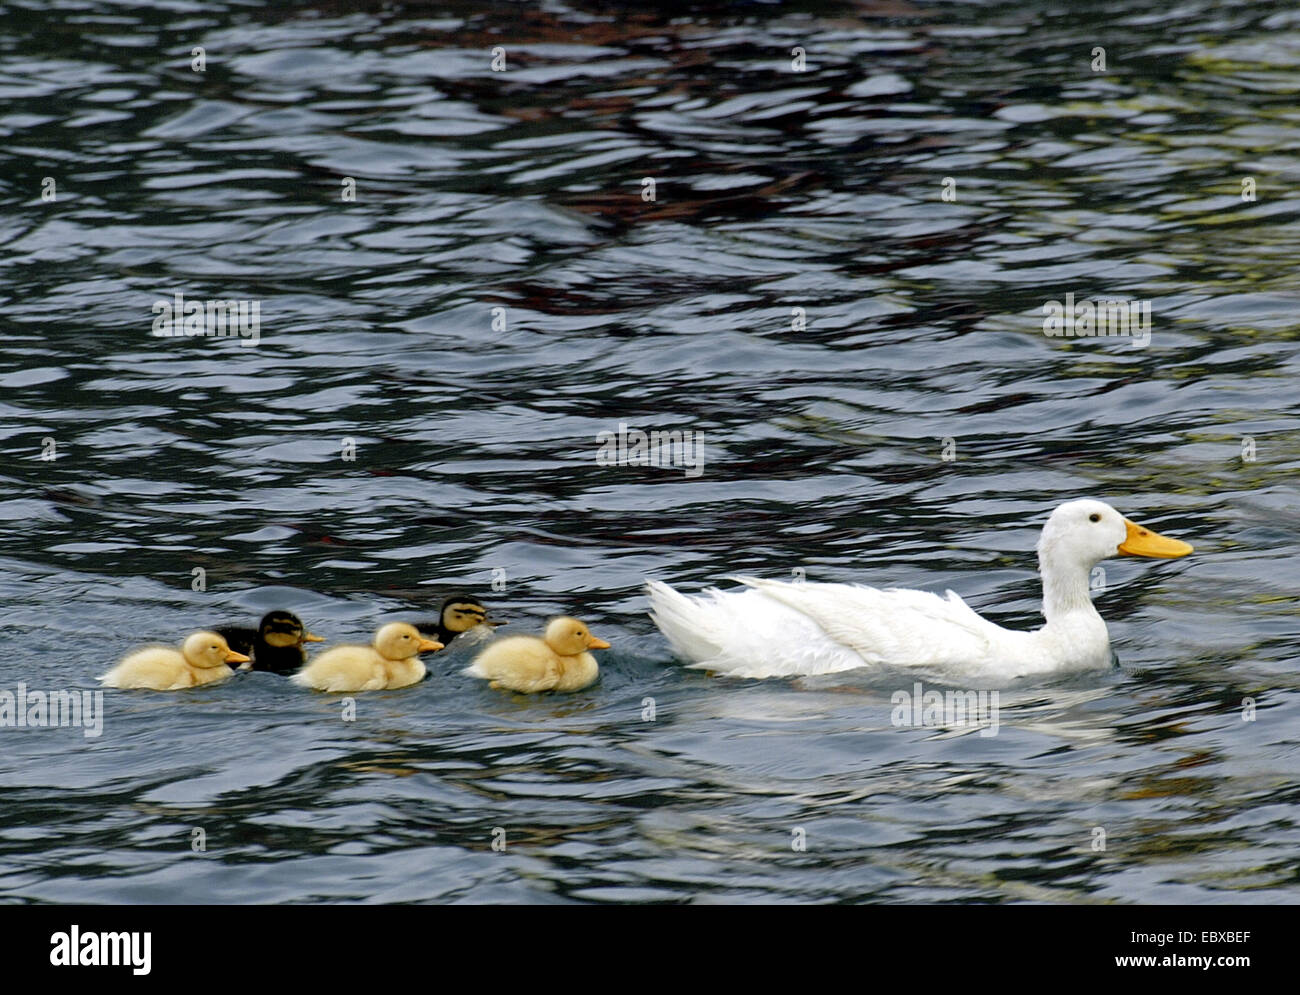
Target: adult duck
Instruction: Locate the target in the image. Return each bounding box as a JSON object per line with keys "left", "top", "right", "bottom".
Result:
{"left": 646, "top": 500, "right": 1192, "bottom": 681}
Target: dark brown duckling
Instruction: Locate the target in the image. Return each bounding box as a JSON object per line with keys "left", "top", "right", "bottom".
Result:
{"left": 214, "top": 610, "right": 324, "bottom": 675}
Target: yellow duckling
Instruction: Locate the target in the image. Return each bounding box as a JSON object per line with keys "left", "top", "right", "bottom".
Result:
{"left": 464, "top": 616, "right": 610, "bottom": 693}
{"left": 100, "top": 631, "right": 250, "bottom": 690}
{"left": 291, "top": 622, "right": 442, "bottom": 692}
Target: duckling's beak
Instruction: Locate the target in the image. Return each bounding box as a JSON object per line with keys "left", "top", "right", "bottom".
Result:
{"left": 486, "top": 619, "right": 507, "bottom": 628}
{"left": 225, "top": 649, "right": 251, "bottom": 664}
{"left": 1118, "top": 519, "right": 1193, "bottom": 558}
{"left": 417, "top": 638, "right": 444, "bottom": 653}
{"left": 586, "top": 635, "right": 611, "bottom": 650}
{"left": 303, "top": 632, "right": 325, "bottom": 642}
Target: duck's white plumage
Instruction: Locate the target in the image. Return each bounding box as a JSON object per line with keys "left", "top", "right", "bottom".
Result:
{"left": 647, "top": 579, "right": 1019, "bottom": 678}
{"left": 647, "top": 499, "right": 1192, "bottom": 681}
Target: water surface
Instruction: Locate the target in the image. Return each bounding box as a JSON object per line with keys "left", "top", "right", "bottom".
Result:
{"left": 1, "top": 0, "right": 1298, "bottom": 903}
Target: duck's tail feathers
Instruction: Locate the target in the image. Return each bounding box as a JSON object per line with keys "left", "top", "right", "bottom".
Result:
{"left": 645, "top": 579, "right": 729, "bottom": 664}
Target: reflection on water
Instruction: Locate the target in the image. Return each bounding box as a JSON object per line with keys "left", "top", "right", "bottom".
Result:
{"left": 0, "top": 0, "right": 1297, "bottom": 903}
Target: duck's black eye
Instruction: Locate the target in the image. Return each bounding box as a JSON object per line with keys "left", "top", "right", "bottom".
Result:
{"left": 1089, "top": 513, "right": 1101, "bottom": 522}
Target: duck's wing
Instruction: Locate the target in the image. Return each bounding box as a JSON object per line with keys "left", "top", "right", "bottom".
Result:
{"left": 463, "top": 637, "right": 560, "bottom": 691}
{"left": 100, "top": 650, "right": 189, "bottom": 690}
{"left": 735, "top": 576, "right": 1004, "bottom": 670}
{"left": 646, "top": 579, "right": 870, "bottom": 678}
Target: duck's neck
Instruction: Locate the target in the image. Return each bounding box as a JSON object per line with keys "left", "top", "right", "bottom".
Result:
{"left": 1038, "top": 555, "right": 1099, "bottom": 623}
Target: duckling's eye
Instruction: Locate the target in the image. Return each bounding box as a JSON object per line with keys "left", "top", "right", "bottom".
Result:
{"left": 1089, "top": 513, "right": 1101, "bottom": 523}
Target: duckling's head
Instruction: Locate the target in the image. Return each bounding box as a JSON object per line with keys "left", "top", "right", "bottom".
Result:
{"left": 1039, "top": 499, "right": 1193, "bottom": 572}
{"left": 438, "top": 596, "right": 500, "bottom": 635}
{"left": 374, "top": 622, "right": 443, "bottom": 661}
{"left": 183, "top": 632, "right": 250, "bottom": 669}
{"left": 542, "top": 617, "right": 611, "bottom": 657}
{"left": 259, "top": 610, "right": 326, "bottom": 648}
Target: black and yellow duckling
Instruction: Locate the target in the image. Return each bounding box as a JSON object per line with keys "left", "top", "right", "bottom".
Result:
{"left": 214, "top": 611, "right": 325, "bottom": 675}
{"left": 413, "top": 595, "right": 504, "bottom": 648}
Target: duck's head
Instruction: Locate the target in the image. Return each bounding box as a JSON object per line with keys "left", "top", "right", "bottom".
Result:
{"left": 542, "top": 617, "right": 611, "bottom": 657}
{"left": 259, "top": 610, "right": 325, "bottom": 648}
{"left": 438, "top": 596, "right": 503, "bottom": 635}
{"left": 374, "top": 622, "right": 443, "bottom": 661}
{"left": 1039, "top": 499, "right": 1193, "bottom": 570}
{"left": 183, "top": 632, "right": 250, "bottom": 669}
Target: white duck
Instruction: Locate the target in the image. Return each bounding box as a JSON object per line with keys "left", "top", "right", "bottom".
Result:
{"left": 646, "top": 499, "right": 1192, "bottom": 681}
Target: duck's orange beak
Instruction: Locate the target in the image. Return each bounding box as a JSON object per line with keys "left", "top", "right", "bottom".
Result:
{"left": 1118, "top": 519, "right": 1193, "bottom": 558}
{"left": 417, "top": 638, "right": 444, "bottom": 653}
{"left": 586, "top": 635, "right": 611, "bottom": 650}
{"left": 303, "top": 632, "right": 325, "bottom": 643}
{"left": 225, "top": 649, "right": 251, "bottom": 664}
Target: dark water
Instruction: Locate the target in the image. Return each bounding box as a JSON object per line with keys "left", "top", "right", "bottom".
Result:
{"left": 1, "top": 0, "right": 1298, "bottom": 903}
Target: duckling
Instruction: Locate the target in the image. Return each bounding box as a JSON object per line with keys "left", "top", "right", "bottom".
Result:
{"left": 291, "top": 622, "right": 442, "bottom": 692}
{"left": 214, "top": 611, "right": 325, "bottom": 675}
{"left": 100, "top": 632, "right": 249, "bottom": 690}
{"left": 464, "top": 616, "right": 610, "bottom": 693}
{"left": 413, "top": 595, "right": 504, "bottom": 648}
